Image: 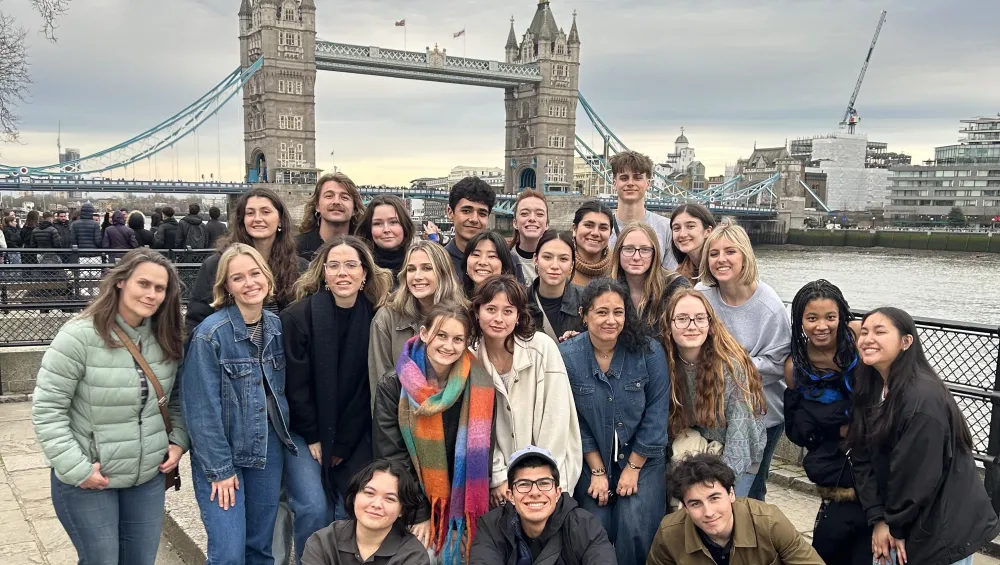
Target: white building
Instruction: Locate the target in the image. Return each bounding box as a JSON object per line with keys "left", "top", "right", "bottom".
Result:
{"left": 448, "top": 166, "right": 504, "bottom": 189}
{"left": 806, "top": 133, "right": 890, "bottom": 210}
{"left": 654, "top": 129, "right": 697, "bottom": 191}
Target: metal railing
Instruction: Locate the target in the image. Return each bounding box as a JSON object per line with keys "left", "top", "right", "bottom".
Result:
{"left": 1, "top": 247, "right": 217, "bottom": 265}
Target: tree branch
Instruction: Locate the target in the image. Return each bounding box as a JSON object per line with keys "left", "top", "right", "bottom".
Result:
{"left": 0, "top": 10, "right": 30, "bottom": 143}
{"left": 29, "top": 0, "right": 70, "bottom": 42}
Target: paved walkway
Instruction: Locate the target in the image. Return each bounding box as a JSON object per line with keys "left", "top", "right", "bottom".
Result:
{"left": 1, "top": 398, "right": 998, "bottom": 564}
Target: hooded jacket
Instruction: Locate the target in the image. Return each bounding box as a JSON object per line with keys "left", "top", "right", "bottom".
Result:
{"left": 102, "top": 211, "right": 139, "bottom": 249}
{"left": 27, "top": 219, "right": 62, "bottom": 249}
{"left": 70, "top": 203, "right": 103, "bottom": 249}
{"left": 153, "top": 217, "right": 179, "bottom": 249}
{"left": 469, "top": 493, "right": 617, "bottom": 565}
{"left": 175, "top": 213, "right": 206, "bottom": 248}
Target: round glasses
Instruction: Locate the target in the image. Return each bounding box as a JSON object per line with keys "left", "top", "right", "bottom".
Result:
{"left": 672, "top": 314, "right": 711, "bottom": 329}
{"left": 511, "top": 477, "right": 557, "bottom": 494}
{"left": 621, "top": 245, "right": 654, "bottom": 258}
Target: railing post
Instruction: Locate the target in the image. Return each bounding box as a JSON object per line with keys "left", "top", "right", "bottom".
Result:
{"left": 986, "top": 326, "right": 1000, "bottom": 514}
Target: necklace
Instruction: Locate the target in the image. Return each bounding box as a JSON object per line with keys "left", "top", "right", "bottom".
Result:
{"left": 595, "top": 347, "right": 614, "bottom": 360}
{"left": 680, "top": 356, "right": 697, "bottom": 367}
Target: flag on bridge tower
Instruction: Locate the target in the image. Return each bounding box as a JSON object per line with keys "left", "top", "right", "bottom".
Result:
{"left": 395, "top": 18, "right": 406, "bottom": 26}
{"left": 453, "top": 28, "right": 465, "bottom": 38}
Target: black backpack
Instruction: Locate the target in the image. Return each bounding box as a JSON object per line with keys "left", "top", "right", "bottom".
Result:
{"left": 183, "top": 222, "right": 207, "bottom": 248}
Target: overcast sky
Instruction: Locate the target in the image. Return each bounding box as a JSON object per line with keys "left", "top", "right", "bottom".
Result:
{"left": 1, "top": 0, "right": 998, "bottom": 185}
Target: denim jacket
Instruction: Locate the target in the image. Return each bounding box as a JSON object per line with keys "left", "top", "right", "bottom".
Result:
{"left": 181, "top": 304, "right": 296, "bottom": 482}
{"left": 558, "top": 332, "right": 670, "bottom": 469}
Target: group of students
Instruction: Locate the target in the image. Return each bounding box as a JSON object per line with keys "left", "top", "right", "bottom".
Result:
{"left": 29, "top": 150, "right": 1000, "bottom": 565}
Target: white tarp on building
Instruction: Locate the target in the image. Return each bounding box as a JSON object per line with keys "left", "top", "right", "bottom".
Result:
{"left": 806, "top": 134, "right": 890, "bottom": 210}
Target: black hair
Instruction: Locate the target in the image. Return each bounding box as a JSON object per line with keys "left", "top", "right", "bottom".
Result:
{"left": 572, "top": 200, "right": 615, "bottom": 229}
{"left": 162, "top": 206, "right": 175, "bottom": 218}
{"left": 127, "top": 212, "right": 145, "bottom": 231}
{"left": 507, "top": 455, "right": 561, "bottom": 489}
{"left": 470, "top": 274, "right": 536, "bottom": 354}
{"left": 535, "top": 230, "right": 576, "bottom": 265}
{"left": 151, "top": 211, "right": 163, "bottom": 228}
{"left": 462, "top": 231, "right": 517, "bottom": 297}
{"left": 355, "top": 195, "right": 415, "bottom": 253}
{"left": 189, "top": 203, "right": 201, "bottom": 216}
{"left": 344, "top": 459, "right": 423, "bottom": 528}
{"left": 448, "top": 176, "right": 496, "bottom": 212}
{"left": 579, "top": 277, "right": 651, "bottom": 354}
{"left": 668, "top": 452, "right": 736, "bottom": 504}
{"left": 845, "top": 307, "right": 973, "bottom": 454}
{"left": 669, "top": 203, "right": 717, "bottom": 265}
{"left": 790, "top": 280, "right": 856, "bottom": 384}
{"left": 209, "top": 206, "right": 221, "bottom": 220}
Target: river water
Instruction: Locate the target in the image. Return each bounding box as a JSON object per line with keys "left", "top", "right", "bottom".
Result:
{"left": 755, "top": 245, "right": 1000, "bottom": 326}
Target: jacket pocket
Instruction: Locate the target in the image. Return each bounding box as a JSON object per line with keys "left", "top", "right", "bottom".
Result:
{"left": 222, "top": 362, "right": 253, "bottom": 455}
{"left": 269, "top": 354, "right": 286, "bottom": 394}
{"left": 570, "top": 383, "right": 595, "bottom": 411}
{"left": 624, "top": 377, "right": 649, "bottom": 405}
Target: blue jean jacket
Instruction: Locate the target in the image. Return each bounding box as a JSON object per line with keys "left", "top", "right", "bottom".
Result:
{"left": 559, "top": 332, "right": 670, "bottom": 469}
{"left": 181, "top": 304, "right": 296, "bottom": 482}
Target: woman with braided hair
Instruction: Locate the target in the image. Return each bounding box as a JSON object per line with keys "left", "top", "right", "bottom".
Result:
{"left": 782, "top": 279, "right": 869, "bottom": 564}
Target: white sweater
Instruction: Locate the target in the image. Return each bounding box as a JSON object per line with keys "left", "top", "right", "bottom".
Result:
{"left": 473, "top": 332, "right": 583, "bottom": 491}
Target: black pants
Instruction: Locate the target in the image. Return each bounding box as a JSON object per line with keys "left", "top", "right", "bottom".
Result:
{"left": 813, "top": 498, "right": 873, "bottom": 565}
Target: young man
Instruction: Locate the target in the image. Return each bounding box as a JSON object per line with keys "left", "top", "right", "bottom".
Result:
{"left": 470, "top": 446, "right": 616, "bottom": 565}
{"left": 296, "top": 171, "right": 365, "bottom": 260}
{"left": 175, "top": 203, "right": 207, "bottom": 248}
{"left": 607, "top": 150, "right": 678, "bottom": 270}
{"left": 153, "top": 206, "right": 179, "bottom": 249}
{"left": 510, "top": 189, "right": 549, "bottom": 286}
{"left": 205, "top": 206, "right": 228, "bottom": 248}
{"left": 70, "top": 202, "right": 102, "bottom": 250}
{"left": 52, "top": 210, "right": 71, "bottom": 248}
{"left": 646, "top": 453, "right": 824, "bottom": 565}
{"left": 444, "top": 176, "right": 495, "bottom": 279}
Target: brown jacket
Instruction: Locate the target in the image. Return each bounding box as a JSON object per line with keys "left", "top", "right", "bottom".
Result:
{"left": 645, "top": 498, "right": 825, "bottom": 565}
{"left": 367, "top": 306, "right": 420, "bottom": 407}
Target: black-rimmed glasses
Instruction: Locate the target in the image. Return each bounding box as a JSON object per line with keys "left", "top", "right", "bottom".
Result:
{"left": 511, "top": 477, "right": 557, "bottom": 493}
{"left": 672, "top": 314, "right": 711, "bottom": 329}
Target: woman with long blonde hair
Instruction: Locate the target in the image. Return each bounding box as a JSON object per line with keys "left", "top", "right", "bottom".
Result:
{"left": 661, "top": 288, "right": 767, "bottom": 496}
{"left": 610, "top": 221, "right": 689, "bottom": 333}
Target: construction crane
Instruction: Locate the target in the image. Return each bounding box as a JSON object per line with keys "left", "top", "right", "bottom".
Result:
{"left": 840, "top": 10, "right": 887, "bottom": 134}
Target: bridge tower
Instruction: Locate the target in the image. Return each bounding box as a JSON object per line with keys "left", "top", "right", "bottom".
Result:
{"left": 504, "top": 0, "right": 580, "bottom": 194}
{"left": 239, "top": 0, "right": 318, "bottom": 185}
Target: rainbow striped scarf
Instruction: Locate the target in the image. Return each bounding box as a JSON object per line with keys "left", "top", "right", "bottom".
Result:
{"left": 397, "top": 336, "right": 494, "bottom": 564}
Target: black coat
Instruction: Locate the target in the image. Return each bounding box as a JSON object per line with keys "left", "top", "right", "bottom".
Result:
{"left": 69, "top": 219, "right": 102, "bottom": 249}
{"left": 205, "top": 219, "right": 227, "bottom": 249}
{"left": 784, "top": 370, "right": 854, "bottom": 488}
{"left": 851, "top": 376, "right": 1000, "bottom": 565}
{"left": 3, "top": 225, "right": 22, "bottom": 248}
{"left": 134, "top": 228, "right": 154, "bottom": 247}
{"left": 469, "top": 493, "right": 617, "bottom": 565}
{"left": 526, "top": 280, "right": 585, "bottom": 341}
{"left": 296, "top": 228, "right": 324, "bottom": 261}
{"left": 27, "top": 221, "right": 62, "bottom": 249}
{"left": 52, "top": 220, "right": 71, "bottom": 248}
{"left": 153, "top": 217, "right": 179, "bottom": 249}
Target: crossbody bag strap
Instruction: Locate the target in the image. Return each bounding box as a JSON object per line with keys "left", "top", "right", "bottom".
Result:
{"left": 112, "top": 325, "right": 173, "bottom": 435}
{"left": 533, "top": 290, "right": 559, "bottom": 343}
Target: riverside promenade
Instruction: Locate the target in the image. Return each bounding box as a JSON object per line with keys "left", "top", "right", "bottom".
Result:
{"left": 0, "top": 398, "right": 998, "bottom": 564}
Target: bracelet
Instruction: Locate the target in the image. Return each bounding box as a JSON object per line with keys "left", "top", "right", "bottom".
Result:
{"left": 591, "top": 467, "right": 606, "bottom": 476}
{"left": 627, "top": 461, "right": 643, "bottom": 470}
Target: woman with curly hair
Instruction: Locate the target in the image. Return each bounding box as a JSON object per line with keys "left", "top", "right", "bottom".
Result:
{"left": 661, "top": 288, "right": 766, "bottom": 496}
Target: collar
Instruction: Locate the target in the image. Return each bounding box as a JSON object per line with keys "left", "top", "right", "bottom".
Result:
{"left": 225, "top": 304, "right": 281, "bottom": 342}
{"left": 473, "top": 336, "right": 533, "bottom": 376}
{"left": 445, "top": 239, "right": 464, "bottom": 260}
{"left": 530, "top": 279, "right": 582, "bottom": 317}
{"left": 335, "top": 520, "right": 406, "bottom": 559}
{"left": 114, "top": 314, "right": 149, "bottom": 343}
{"left": 392, "top": 310, "right": 421, "bottom": 333}
{"left": 586, "top": 336, "right": 626, "bottom": 380}
{"left": 682, "top": 499, "right": 758, "bottom": 555}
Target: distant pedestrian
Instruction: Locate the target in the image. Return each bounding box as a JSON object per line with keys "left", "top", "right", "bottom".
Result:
{"left": 19, "top": 210, "right": 38, "bottom": 264}
{"left": 28, "top": 211, "right": 64, "bottom": 263}
{"left": 70, "top": 202, "right": 103, "bottom": 255}
{"left": 175, "top": 203, "right": 208, "bottom": 249}
{"left": 3, "top": 215, "right": 22, "bottom": 248}
{"left": 151, "top": 210, "right": 163, "bottom": 233}
{"left": 205, "top": 206, "right": 228, "bottom": 248}
{"left": 102, "top": 210, "right": 139, "bottom": 250}
{"left": 52, "top": 210, "right": 72, "bottom": 249}
{"left": 128, "top": 212, "right": 154, "bottom": 247}
{"left": 32, "top": 249, "right": 188, "bottom": 565}
{"left": 152, "top": 207, "right": 179, "bottom": 249}
{"left": 101, "top": 211, "right": 111, "bottom": 235}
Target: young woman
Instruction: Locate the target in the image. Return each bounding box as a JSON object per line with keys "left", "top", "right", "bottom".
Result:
{"left": 661, "top": 289, "right": 767, "bottom": 497}
{"left": 372, "top": 302, "right": 495, "bottom": 564}
{"left": 186, "top": 187, "right": 306, "bottom": 336}
{"left": 569, "top": 201, "right": 614, "bottom": 287}
{"left": 368, "top": 241, "right": 467, "bottom": 402}
{"left": 610, "top": 221, "right": 689, "bottom": 334}
{"left": 355, "top": 195, "right": 415, "bottom": 280}
{"left": 784, "top": 280, "right": 870, "bottom": 564}
{"left": 34, "top": 249, "right": 188, "bottom": 565}
{"left": 847, "top": 308, "right": 999, "bottom": 565}
{"left": 509, "top": 189, "right": 549, "bottom": 286}
{"left": 526, "top": 230, "right": 585, "bottom": 342}
{"left": 19, "top": 210, "right": 38, "bottom": 264}
{"left": 697, "top": 225, "right": 791, "bottom": 502}
{"left": 670, "top": 203, "right": 716, "bottom": 281}
{"left": 183, "top": 243, "right": 321, "bottom": 565}
{"left": 469, "top": 275, "right": 583, "bottom": 506}
{"left": 462, "top": 230, "right": 519, "bottom": 297}
{"left": 558, "top": 278, "right": 669, "bottom": 565}
{"left": 301, "top": 460, "right": 431, "bottom": 565}
{"left": 128, "top": 212, "right": 154, "bottom": 248}
{"left": 283, "top": 236, "right": 393, "bottom": 519}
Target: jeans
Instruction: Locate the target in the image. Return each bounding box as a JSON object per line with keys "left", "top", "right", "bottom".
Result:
{"left": 284, "top": 433, "right": 332, "bottom": 565}
{"left": 575, "top": 457, "right": 666, "bottom": 565}
{"left": 50, "top": 469, "right": 166, "bottom": 565}
{"left": 879, "top": 550, "right": 974, "bottom": 565}
{"left": 814, "top": 499, "right": 871, "bottom": 565}
{"left": 734, "top": 472, "right": 756, "bottom": 498}
{"left": 192, "top": 423, "right": 284, "bottom": 565}
{"left": 748, "top": 423, "right": 784, "bottom": 501}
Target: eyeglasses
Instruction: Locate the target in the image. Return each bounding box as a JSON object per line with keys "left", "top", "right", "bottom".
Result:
{"left": 511, "top": 477, "right": 557, "bottom": 494}
{"left": 324, "top": 260, "right": 361, "bottom": 273}
{"left": 672, "top": 314, "right": 711, "bottom": 329}
{"left": 621, "top": 245, "right": 654, "bottom": 258}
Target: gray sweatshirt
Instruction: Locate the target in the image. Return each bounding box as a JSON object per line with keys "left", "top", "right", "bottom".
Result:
{"left": 696, "top": 281, "right": 792, "bottom": 428}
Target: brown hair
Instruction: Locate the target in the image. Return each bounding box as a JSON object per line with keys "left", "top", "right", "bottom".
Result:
{"left": 81, "top": 248, "right": 184, "bottom": 361}
{"left": 609, "top": 150, "right": 654, "bottom": 179}
{"left": 609, "top": 221, "right": 681, "bottom": 329}
{"left": 669, "top": 203, "right": 717, "bottom": 266}
{"left": 660, "top": 289, "right": 766, "bottom": 438}
{"left": 293, "top": 235, "right": 393, "bottom": 304}
{"left": 210, "top": 243, "right": 276, "bottom": 309}
{"left": 299, "top": 172, "right": 366, "bottom": 234}
{"left": 469, "top": 274, "right": 536, "bottom": 354}
{"left": 421, "top": 302, "right": 475, "bottom": 346}
{"left": 354, "top": 195, "right": 414, "bottom": 252}
{"left": 509, "top": 189, "right": 548, "bottom": 250}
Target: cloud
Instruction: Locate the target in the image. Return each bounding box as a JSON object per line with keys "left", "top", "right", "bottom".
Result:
{"left": 2, "top": 0, "right": 998, "bottom": 184}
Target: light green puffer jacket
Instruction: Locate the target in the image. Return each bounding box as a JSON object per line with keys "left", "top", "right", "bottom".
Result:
{"left": 32, "top": 314, "right": 189, "bottom": 489}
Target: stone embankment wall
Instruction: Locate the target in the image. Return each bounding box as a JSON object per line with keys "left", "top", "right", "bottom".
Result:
{"left": 787, "top": 229, "right": 1000, "bottom": 253}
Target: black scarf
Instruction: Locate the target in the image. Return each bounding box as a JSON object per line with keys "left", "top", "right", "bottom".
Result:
{"left": 374, "top": 244, "right": 406, "bottom": 278}
{"left": 309, "top": 290, "right": 374, "bottom": 476}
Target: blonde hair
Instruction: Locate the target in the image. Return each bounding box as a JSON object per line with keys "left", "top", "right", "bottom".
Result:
{"left": 210, "top": 243, "right": 276, "bottom": 309}
{"left": 610, "top": 221, "right": 681, "bottom": 328}
{"left": 294, "top": 235, "right": 393, "bottom": 304}
{"left": 698, "top": 225, "right": 759, "bottom": 287}
{"left": 386, "top": 241, "right": 467, "bottom": 319}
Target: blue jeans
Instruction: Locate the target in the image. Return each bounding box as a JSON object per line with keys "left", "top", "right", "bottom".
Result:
{"left": 735, "top": 472, "right": 756, "bottom": 498}
{"left": 283, "top": 433, "right": 332, "bottom": 565}
{"left": 50, "top": 469, "right": 166, "bottom": 565}
{"left": 879, "top": 549, "right": 973, "bottom": 565}
{"left": 575, "top": 457, "right": 666, "bottom": 565}
{"left": 748, "top": 423, "right": 784, "bottom": 501}
{"left": 192, "top": 423, "right": 284, "bottom": 565}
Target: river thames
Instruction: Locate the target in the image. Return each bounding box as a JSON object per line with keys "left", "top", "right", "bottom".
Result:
{"left": 755, "top": 245, "right": 1000, "bottom": 326}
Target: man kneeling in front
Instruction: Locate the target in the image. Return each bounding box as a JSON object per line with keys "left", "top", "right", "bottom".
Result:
{"left": 470, "top": 445, "right": 617, "bottom": 564}
{"left": 646, "top": 453, "right": 824, "bottom": 565}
